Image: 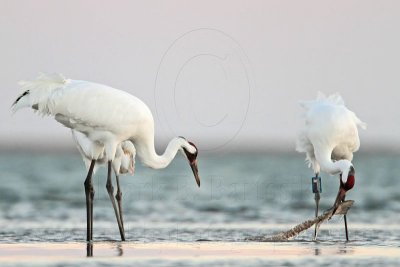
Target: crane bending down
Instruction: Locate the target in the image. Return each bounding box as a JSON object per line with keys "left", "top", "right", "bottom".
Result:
{"left": 12, "top": 73, "right": 201, "bottom": 242}
{"left": 72, "top": 130, "right": 136, "bottom": 241}
{"left": 296, "top": 92, "right": 366, "bottom": 240}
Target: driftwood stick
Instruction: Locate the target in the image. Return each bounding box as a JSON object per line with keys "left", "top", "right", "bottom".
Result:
{"left": 246, "top": 200, "right": 354, "bottom": 242}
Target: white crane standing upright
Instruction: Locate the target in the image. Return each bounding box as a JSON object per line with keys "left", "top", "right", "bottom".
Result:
{"left": 72, "top": 130, "right": 136, "bottom": 241}
{"left": 296, "top": 92, "right": 366, "bottom": 240}
{"left": 12, "top": 73, "right": 201, "bottom": 242}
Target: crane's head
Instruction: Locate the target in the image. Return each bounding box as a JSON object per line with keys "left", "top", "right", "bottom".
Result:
{"left": 332, "top": 164, "right": 355, "bottom": 215}
{"left": 340, "top": 165, "right": 355, "bottom": 191}
{"left": 181, "top": 138, "right": 200, "bottom": 187}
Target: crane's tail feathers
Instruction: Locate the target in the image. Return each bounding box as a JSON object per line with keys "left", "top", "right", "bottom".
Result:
{"left": 317, "top": 91, "right": 345, "bottom": 106}
{"left": 355, "top": 116, "right": 367, "bottom": 130}
{"left": 299, "top": 92, "right": 346, "bottom": 110}
{"left": 12, "top": 73, "right": 69, "bottom": 115}
{"left": 300, "top": 92, "right": 367, "bottom": 131}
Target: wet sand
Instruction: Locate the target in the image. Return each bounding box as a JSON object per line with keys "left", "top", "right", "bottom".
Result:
{"left": 0, "top": 242, "right": 399, "bottom": 263}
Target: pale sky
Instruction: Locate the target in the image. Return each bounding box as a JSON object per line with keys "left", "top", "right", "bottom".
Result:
{"left": 1, "top": 0, "right": 400, "bottom": 153}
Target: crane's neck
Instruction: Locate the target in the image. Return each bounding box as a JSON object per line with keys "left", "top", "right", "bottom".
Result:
{"left": 317, "top": 156, "right": 351, "bottom": 176}
{"left": 133, "top": 137, "right": 188, "bottom": 169}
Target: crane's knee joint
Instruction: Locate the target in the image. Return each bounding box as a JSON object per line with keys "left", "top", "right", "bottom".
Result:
{"left": 116, "top": 191, "right": 122, "bottom": 201}
{"left": 84, "top": 180, "right": 94, "bottom": 195}
{"left": 106, "top": 182, "right": 114, "bottom": 194}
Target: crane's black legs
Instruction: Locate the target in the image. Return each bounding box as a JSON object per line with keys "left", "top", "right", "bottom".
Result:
{"left": 333, "top": 181, "right": 349, "bottom": 241}
{"left": 84, "top": 160, "right": 96, "bottom": 242}
{"left": 115, "top": 175, "right": 125, "bottom": 233}
{"left": 344, "top": 214, "right": 349, "bottom": 241}
{"left": 312, "top": 174, "right": 321, "bottom": 240}
{"left": 343, "top": 195, "right": 349, "bottom": 241}
{"left": 106, "top": 161, "right": 125, "bottom": 241}
{"left": 84, "top": 160, "right": 126, "bottom": 243}
{"left": 313, "top": 192, "right": 320, "bottom": 240}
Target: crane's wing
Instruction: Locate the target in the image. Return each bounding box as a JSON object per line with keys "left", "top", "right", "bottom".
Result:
{"left": 13, "top": 74, "right": 154, "bottom": 138}
{"left": 297, "top": 92, "right": 366, "bottom": 165}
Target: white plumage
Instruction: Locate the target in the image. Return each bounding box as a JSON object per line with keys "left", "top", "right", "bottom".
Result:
{"left": 296, "top": 92, "right": 366, "bottom": 181}
{"left": 12, "top": 73, "right": 201, "bottom": 242}
{"left": 296, "top": 92, "right": 366, "bottom": 240}
{"left": 72, "top": 130, "right": 136, "bottom": 176}
{"left": 12, "top": 73, "right": 200, "bottom": 174}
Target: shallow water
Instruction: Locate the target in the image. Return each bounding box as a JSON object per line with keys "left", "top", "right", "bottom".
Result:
{"left": 0, "top": 151, "right": 399, "bottom": 266}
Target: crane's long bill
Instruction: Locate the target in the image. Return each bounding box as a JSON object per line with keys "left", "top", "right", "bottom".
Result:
{"left": 190, "top": 160, "right": 200, "bottom": 187}
{"left": 332, "top": 187, "right": 346, "bottom": 215}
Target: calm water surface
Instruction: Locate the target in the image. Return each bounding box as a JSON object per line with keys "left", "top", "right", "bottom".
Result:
{"left": 0, "top": 151, "right": 399, "bottom": 266}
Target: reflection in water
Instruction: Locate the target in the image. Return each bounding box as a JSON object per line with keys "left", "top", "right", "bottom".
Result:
{"left": 86, "top": 242, "right": 124, "bottom": 257}
{"left": 114, "top": 242, "right": 124, "bottom": 256}
{"left": 338, "top": 245, "right": 351, "bottom": 255}
{"left": 87, "top": 242, "right": 93, "bottom": 257}
{"left": 313, "top": 244, "right": 353, "bottom": 257}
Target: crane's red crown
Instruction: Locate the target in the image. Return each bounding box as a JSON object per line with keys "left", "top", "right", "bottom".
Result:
{"left": 340, "top": 166, "right": 355, "bottom": 191}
